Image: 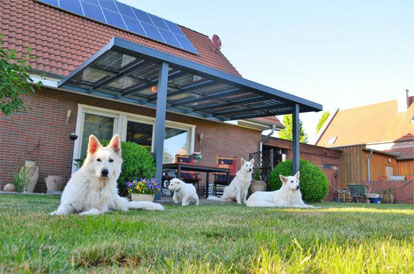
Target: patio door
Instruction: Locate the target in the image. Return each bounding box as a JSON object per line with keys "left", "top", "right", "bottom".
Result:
{"left": 125, "top": 117, "right": 191, "bottom": 163}
{"left": 73, "top": 105, "right": 195, "bottom": 172}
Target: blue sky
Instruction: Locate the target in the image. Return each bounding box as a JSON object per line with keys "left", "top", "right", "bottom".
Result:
{"left": 121, "top": 0, "right": 414, "bottom": 140}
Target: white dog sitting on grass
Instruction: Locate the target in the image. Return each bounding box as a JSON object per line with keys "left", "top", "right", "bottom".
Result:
{"left": 246, "top": 171, "right": 314, "bottom": 208}
{"left": 168, "top": 178, "right": 199, "bottom": 206}
{"left": 208, "top": 158, "right": 254, "bottom": 204}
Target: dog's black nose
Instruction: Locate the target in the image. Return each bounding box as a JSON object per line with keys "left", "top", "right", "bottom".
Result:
{"left": 101, "top": 169, "right": 109, "bottom": 177}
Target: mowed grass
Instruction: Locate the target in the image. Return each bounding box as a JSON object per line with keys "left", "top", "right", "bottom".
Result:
{"left": 0, "top": 194, "right": 413, "bottom": 273}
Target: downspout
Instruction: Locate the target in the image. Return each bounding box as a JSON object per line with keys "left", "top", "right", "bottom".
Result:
{"left": 367, "top": 149, "right": 373, "bottom": 181}
{"left": 259, "top": 125, "right": 276, "bottom": 152}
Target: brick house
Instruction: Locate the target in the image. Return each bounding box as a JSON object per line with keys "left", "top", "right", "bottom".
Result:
{"left": 0, "top": 0, "right": 323, "bottom": 193}
{"left": 315, "top": 91, "right": 414, "bottom": 203}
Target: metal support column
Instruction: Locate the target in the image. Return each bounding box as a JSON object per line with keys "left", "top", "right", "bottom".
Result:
{"left": 292, "top": 103, "right": 300, "bottom": 174}
{"left": 153, "top": 62, "right": 169, "bottom": 199}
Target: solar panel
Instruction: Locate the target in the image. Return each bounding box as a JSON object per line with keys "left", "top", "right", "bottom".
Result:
{"left": 37, "top": 0, "right": 199, "bottom": 55}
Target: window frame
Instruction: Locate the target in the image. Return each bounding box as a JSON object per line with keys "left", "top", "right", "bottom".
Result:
{"left": 72, "top": 104, "right": 195, "bottom": 173}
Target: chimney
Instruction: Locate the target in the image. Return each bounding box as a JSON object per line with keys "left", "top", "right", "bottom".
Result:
{"left": 397, "top": 89, "right": 409, "bottom": 112}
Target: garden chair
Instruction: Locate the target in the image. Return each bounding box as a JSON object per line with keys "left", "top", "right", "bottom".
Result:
{"left": 347, "top": 184, "right": 369, "bottom": 203}
{"left": 213, "top": 156, "right": 237, "bottom": 196}
{"left": 174, "top": 154, "right": 201, "bottom": 193}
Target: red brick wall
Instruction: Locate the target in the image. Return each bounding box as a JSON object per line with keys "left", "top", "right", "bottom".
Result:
{"left": 363, "top": 180, "right": 414, "bottom": 204}
{"left": 264, "top": 137, "right": 342, "bottom": 201}
{"left": 0, "top": 88, "right": 262, "bottom": 192}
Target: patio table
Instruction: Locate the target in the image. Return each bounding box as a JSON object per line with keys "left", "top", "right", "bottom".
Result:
{"left": 162, "top": 163, "right": 230, "bottom": 198}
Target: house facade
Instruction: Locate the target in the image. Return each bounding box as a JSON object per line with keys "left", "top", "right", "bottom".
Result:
{"left": 0, "top": 0, "right": 323, "bottom": 193}
{"left": 316, "top": 90, "right": 414, "bottom": 186}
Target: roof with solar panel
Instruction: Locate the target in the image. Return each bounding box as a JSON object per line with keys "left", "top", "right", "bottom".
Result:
{"left": 37, "top": 0, "right": 198, "bottom": 54}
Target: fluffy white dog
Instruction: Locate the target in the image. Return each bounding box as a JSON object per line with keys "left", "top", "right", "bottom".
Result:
{"left": 168, "top": 178, "right": 199, "bottom": 206}
{"left": 209, "top": 158, "right": 254, "bottom": 204}
{"left": 50, "top": 134, "right": 165, "bottom": 216}
{"left": 246, "top": 171, "right": 314, "bottom": 208}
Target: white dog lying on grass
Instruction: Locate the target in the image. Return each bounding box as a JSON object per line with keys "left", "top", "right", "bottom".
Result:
{"left": 246, "top": 171, "right": 314, "bottom": 208}
{"left": 168, "top": 178, "right": 199, "bottom": 206}
{"left": 50, "top": 134, "right": 164, "bottom": 216}
{"left": 208, "top": 158, "right": 254, "bottom": 204}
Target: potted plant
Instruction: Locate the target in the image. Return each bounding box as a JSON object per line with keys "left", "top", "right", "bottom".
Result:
{"left": 382, "top": 187, "right": 394, "bottom": 204}
{"left": 250, "top": 167, "right": 266, "bottom": 193}
{"left": 126, "top": 178, "right": 161, "bottom": 202}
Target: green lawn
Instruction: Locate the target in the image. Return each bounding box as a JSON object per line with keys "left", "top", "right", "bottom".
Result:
{"left": 0, "top": 194, "right": 413, "bottom": 273}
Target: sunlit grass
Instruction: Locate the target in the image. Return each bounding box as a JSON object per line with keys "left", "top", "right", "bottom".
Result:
{"left": 0, "top": 194, "right": 413, "bottom": 273}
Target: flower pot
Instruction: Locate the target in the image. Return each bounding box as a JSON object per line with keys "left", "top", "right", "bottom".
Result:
{"left": 21, "top": 160, "right": 39, "bottom": 193}
{"left": 131, "top": 193, "right": 154, "bottom": 202}
{"left": 45, "top": 175, "right": 65, "bottom": 193}
{"left": 382, "top": 194, "right": 394, "bottom": 204}
{"left": 251, "top": 180, "right": 266, "bottom": 193}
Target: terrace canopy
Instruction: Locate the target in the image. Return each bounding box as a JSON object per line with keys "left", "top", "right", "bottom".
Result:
{"left": 59, "top": 37, "right": 322, "bottom": 186}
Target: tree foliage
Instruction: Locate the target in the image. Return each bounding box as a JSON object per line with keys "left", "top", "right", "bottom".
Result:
{"left": 0, "top": 35, "right": 42, "bottom": 116}
{"left": 278, "top": 114, "right": 308, "bottom": 143}
{"left": 316, "top": 111, "right": 330, "bottom": 134}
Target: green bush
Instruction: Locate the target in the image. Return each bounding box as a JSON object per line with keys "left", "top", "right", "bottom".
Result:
{"left": 268, "top": 159, "right": 329, "bottom": 202}
{"left": 101, "top": 141, "right": 156, "bottom": 196}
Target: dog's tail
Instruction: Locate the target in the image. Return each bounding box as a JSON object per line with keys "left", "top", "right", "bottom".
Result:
{"left": 206, "top": 196, "right": 223, "bottom": 201}
{"left": 246, "top": 201, "right": 278, "bottom": 208}
{"left": 128, "top": 201, "right": 165, "bottom": 211}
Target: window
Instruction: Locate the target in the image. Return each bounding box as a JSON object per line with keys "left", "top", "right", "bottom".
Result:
{"left": 80, "top": 113, "right": 116, "bottom": 158}
{"left": 327, "top": 136, "right": 337, "bottom": 145}
{"left": 164, "top": 127, "right": 188, "bottom": 163}
{"left": 73, "top": 105, "right": 195, "bottom": 171}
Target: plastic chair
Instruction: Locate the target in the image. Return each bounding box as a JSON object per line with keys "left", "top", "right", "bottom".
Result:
{"left": 347, "top": 184, "right": 368, "bottom": 203}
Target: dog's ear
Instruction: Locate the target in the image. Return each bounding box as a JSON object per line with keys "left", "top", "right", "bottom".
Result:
{"left": 241, "top": 157, "right": 246, "bottom": 165}
{"left": 108, "top": 134, "right": 121, "bottom": 154}
{"left": 279, "top": 174, "right": 288, "bottom": 184}
{"left": 250, "top": 158, "right": 255, "bottom": 165}
{"left": 88, "top": 135, "right": 102, "bottom": 155}
{"left": 295, "top": 171, "right": 300, "bottom": 180}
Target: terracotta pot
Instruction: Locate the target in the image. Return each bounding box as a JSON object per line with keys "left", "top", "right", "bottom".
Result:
{"left": 21, "top": 160, "right": 39, "bottom": 193}
{"left": 131, "top": 193, "right": 154, "bottom": 202}
{"left": 45, "top": 176, "right": 65, "bottom": 193}
{"left": 406, "top": 176, "right": 414, "bottom": 181}
{"left": 251, "top": 180, "right": 266, "bottom": 193}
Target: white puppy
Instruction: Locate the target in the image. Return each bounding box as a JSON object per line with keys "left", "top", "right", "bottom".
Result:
{"left": 168, "top": 178, "right": 199, "bottom": 206}
{"left": 246, "top": 171, "right": 314, "bottom": 208}
{"left": 210, "top": 158, "right": 254, "bottom": 204}
{"left": 50, "top": 134, "right": 164, "bottom": 216}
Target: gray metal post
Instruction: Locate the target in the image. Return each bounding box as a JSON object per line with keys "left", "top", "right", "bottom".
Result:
{"left": 153, "top": 62, "right": 169, "bottom": 199}
{"left": 292, "top": 103, "right": 300, "bottom": 174}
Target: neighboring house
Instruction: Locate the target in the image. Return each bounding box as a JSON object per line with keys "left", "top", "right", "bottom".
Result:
{"left": 316, "top": 90, "right": 414, "bottom": 186}
{"left": 0, "top": 1, "right": 322, "bottom": 192}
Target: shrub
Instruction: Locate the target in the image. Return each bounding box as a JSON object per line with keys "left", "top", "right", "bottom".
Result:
{"left": 268, "top": 159, "right": 329, "bottom": 202}
{"left": 101, "top": 141, "right": 156, "bottom": 196}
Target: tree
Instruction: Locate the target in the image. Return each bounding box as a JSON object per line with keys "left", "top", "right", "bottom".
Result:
{"left": 278, "top": 114, "right": 308, "bottom": 143}
{"left": 316, "top": 111, "right": 330, "bottom": 134}
{"left": 0, "top": 35, "right": 42, "bottom": 116}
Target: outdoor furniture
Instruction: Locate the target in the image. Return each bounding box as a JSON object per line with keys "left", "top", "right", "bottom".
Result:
{"left": 213, "top": 156, "right": 237, "bottom": 196}
{"left": 163, "top": 163, "right": 230, "bottom": 198}
{"left": 174, "top": 155, "right": 201, "bottom": 192}
{"left": 347, "top": 184, "right": 369, "bottom": 203}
